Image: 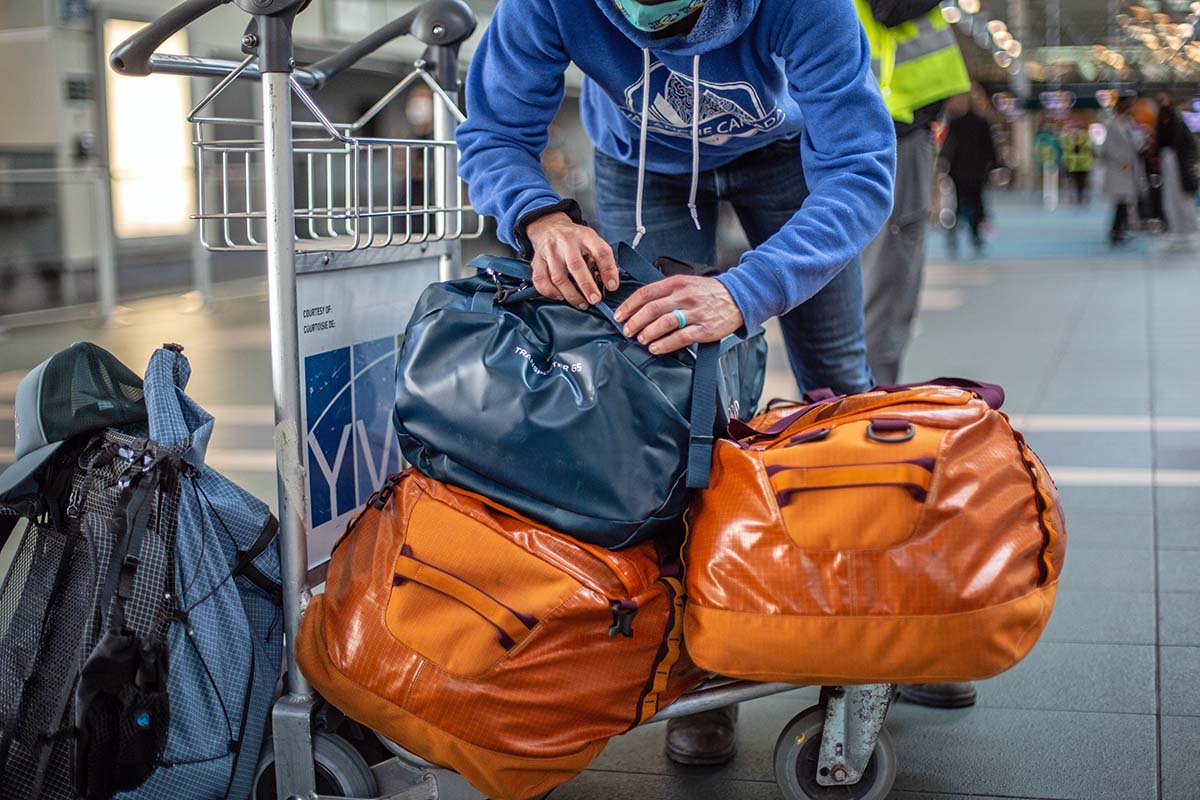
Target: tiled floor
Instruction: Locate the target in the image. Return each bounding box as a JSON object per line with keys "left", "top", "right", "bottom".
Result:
{"left": 0, "top": 196, "right": 1196, "bottom": 799}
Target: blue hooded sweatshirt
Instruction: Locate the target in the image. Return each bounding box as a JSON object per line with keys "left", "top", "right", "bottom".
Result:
{"left": 456, "top": 0, "right": 896, "bottom": 332}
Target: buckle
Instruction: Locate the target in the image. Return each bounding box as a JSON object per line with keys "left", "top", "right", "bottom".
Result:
{"left": 608, "top": 601, "right": 637, "bottom": 638}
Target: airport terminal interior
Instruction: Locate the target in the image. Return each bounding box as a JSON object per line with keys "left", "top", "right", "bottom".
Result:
{"left": 1, "top": 1, "right": 1199, "bottom": 799}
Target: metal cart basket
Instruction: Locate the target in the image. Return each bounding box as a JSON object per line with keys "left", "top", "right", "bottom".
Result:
{"left": 109, "top": 2, "right": 898, "bottom": 798}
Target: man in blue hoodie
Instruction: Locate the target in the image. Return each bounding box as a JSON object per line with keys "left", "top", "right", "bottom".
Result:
{"left": 457, "top": 0, "right": 895, "bottom": 765}
{"left": 459, "top": 0, "right": 895, "bottom": 390}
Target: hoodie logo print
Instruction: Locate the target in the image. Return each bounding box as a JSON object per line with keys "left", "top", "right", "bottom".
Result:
{"left": 620, "top": 60, "right": 785, "bottom": 145}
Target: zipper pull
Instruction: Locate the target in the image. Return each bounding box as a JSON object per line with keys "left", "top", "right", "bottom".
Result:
{"left": 66, "top": 484, "right": 82, "bottom": 518}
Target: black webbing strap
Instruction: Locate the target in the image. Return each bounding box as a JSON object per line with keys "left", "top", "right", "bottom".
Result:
{"left": 99, "top": 468, "right": 160, "bottom": 633}
{"left": 231, "top": 516, "right": 282, "bottom": 605}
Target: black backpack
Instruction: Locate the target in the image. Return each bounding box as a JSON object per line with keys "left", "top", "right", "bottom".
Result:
{"left": 0, "top": 432, "right": 177, "bottom": 799}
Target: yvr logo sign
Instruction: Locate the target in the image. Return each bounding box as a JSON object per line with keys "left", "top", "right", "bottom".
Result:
{"left": 304, "top": 336, "right": 404, "bottom": 528}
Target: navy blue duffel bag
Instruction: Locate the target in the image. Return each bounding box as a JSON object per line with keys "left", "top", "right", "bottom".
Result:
{"left": 393, "top": 243, "right": 766, "bottom": 549}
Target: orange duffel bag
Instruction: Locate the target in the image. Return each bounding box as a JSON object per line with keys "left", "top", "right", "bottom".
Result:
{"left": 684, "top": 379, "right": 1066, "bottom": 685}
{"left": 296, "top": 471, "right": 705, "bottom": 800}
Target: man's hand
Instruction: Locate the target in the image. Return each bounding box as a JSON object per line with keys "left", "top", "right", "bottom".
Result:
{"left": 525, "top": 212, "right": 620, "bottom": 309}
{"left": 614, "top": 275, "right": 744, "bottom": 355}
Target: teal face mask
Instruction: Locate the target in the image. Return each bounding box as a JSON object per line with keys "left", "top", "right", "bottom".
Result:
{"left": 613, "top": 0, "right": 705, "bottom": 32}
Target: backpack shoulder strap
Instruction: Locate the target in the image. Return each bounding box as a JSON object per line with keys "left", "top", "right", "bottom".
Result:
{"left": 0, "top": 513, "right": 21, "bottom": 552}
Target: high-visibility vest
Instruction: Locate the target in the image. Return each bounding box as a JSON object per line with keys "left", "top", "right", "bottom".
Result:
{"left": 1061, "top": 130, "right": 1093, "bottom": 172}
{"left": 856, "top": 1, "right": 971, "bottom": 124}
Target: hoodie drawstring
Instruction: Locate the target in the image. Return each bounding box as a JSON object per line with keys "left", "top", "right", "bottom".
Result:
{"left": 632, "top": 49, "right": 703, "bottom": 249}
{"left": 687, "top": 53, "right": 701, "bottom": 230}
{"left": 632, "top": 48, "right": 652, "bottom": 248}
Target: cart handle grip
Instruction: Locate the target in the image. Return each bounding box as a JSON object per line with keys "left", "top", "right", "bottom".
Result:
{"left": 306, "top": 0, "right": 476, "bottom": 89}
{"left": 110, "top": 0, "right": 230, "bottom": 77}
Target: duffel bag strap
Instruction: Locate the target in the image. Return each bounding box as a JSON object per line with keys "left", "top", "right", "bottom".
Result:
{"left": 686, "top": 342, "right": 720, "bottom": 489}
{"left": 636, "top": 576, "right": 686, "bottom": 724}
{"left": 871, "top": 377, "right": 1005, "bottom": 410}
{"left": 726, "top": 396, "right": 832, "bottom": 441}
{"left": 616, "top": 245, "right": 722, "bottom": 490}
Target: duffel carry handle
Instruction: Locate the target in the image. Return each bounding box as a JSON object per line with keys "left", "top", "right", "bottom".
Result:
{"left": 870, "top": 378, "right": 1005, "bottom": 410}
{"left": 727, "top": 396, "right": 833, "bottom": 440}
{"left": 467, "top": 243, "right": 668, "bottom": 291}
{"left": 395, "top": 545, "right": 537, "bottom": 650}
{"left": 730, "top": 377, "right": 1006, "bottom": 441}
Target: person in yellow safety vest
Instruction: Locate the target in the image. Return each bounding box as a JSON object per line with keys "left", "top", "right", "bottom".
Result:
{"left": 1060, "top": 123, "right": 1094, "bottom": 205}
{"left": 855, "top": 0, "right": 975, "bottom": 712}
{"left": 856, "top": 0, "right": 968, "bottom": 380}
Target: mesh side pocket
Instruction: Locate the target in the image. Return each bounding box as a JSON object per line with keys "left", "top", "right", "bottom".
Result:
{"left": 0, "top": 519, "right": 95, "bottom": 800}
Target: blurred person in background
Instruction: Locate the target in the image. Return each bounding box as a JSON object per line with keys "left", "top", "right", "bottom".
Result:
{"left": 1155, "top": 92, "right": 1199, "bottom": 243}
{"left": 1061, "top": 122, "right": 1093, "bottom": 206}
{"left": 857, "top": 0, "right": 968, "bottom": 384}
{"left": 941, "top": 87, "right": 998, "bottom": 256}
{"left": 1102, "top": 95, "right": 1145, "bottom": 245}
{"left": 856, "top": 0, "right": 978, "bottom": 712}
{"left": 457, "top": 0, "right": 895, "bottom": 766}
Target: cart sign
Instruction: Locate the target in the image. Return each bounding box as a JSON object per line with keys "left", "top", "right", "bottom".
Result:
{"left": 296, "top": 248, "right": 446, "bottom": 566}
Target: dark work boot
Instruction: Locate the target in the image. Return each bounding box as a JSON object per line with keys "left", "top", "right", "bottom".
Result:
{"left": 897, "top": 682, "right": 977, "bottom": 708}
{"left": 664, "top": 705, "right": 738, "bottom": 766}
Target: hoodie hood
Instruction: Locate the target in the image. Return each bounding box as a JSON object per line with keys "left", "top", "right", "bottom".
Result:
{"left": 594, "top": 0, "right": 762, "bottom": 56}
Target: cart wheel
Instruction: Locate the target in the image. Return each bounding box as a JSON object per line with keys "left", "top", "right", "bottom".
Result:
{"left": 254, "top": 730, "right": 378, "bottom": 799}
{"left": 773, "top": 704, "right": 896, "bottom": 800}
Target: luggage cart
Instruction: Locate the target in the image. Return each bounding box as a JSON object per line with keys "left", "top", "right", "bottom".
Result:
{"left": 109, "top": 3, "right": 898, "bottom": 798}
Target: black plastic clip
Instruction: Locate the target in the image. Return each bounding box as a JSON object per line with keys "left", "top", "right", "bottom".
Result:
{"left": 371, "top": 477, "right": 398, "bottom": 510}
{"left": 608, "top": 601, "right": 637, "bottom": 638}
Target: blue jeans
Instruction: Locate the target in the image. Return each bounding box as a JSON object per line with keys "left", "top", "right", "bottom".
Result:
{"left": 593, "top": 138, "right": 873, "bottom": 395}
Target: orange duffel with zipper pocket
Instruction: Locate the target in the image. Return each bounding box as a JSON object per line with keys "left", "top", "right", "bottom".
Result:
{"left": 296, "top": 470, "right": 705, "bottom": 800}
{"left": 684, "top": 379, "right": 1066, "bottom": 685}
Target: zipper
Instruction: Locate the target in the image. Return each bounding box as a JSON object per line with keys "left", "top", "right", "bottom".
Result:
{"left": 1014, "top": 436, "right": 1054, "bottom": 586}
{"left": 565, "top": 545, "right": 636, "bottom": 600}
{"left": 65, "top": 484, "right": 83, "bottom": 518}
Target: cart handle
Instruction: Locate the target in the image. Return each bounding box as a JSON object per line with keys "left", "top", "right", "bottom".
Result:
{"left": 109, "top": 0, "right": 231, "bottom": 77}
{"left": 111, "top": 0, "right": 475, "bottom": 91}
{"left": 306, "top": 0, "right": 475, "bottom": 90}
